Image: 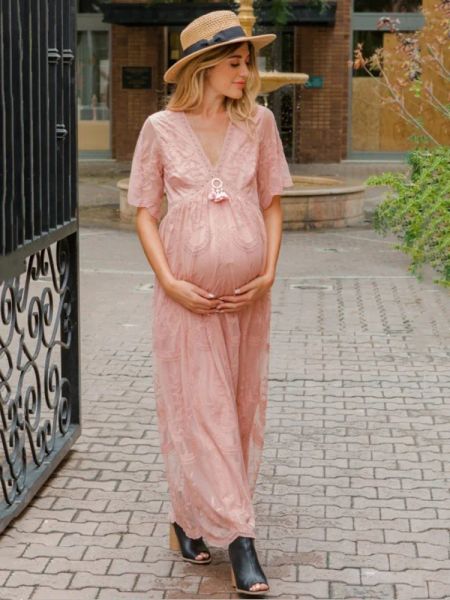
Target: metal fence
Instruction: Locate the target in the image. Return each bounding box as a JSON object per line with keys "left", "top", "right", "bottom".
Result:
{"left": 0, "top": 0, "right": 81, "bottom": 532}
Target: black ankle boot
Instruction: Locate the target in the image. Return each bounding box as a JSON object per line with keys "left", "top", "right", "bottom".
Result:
{"left": 228, "top": 536, "right": 270, "bottom": 596}
{"left": 169, "top": 521, "right": 211, "bottom": 564}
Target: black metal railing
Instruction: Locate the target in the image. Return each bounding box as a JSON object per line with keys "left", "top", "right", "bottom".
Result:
{"left": 0, "top": 0, "right": 80, "bottom": 533}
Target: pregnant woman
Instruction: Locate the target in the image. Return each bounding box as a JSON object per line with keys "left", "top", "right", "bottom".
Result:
{"left": 127, "top": 10, "right": 293, "bottom": 596}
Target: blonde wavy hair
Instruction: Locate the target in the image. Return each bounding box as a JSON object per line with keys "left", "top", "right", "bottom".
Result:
{"left": 164, "top": 41, "right": 261, "bottom": 140}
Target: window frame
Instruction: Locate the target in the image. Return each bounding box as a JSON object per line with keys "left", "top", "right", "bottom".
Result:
{"left": 347, "top": 6, "right": 425, "bottom": 159}
{"left": 77, "top": 13, "right": 111, "bottom": 158}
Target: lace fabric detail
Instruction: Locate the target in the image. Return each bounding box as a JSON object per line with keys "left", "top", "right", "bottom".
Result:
{"left": 256, "top": 108, "right": 294, "bottom": 210}
{"left": 127, "top": 116, "right": 165, "bottom": 220}
{"left": 127, "top": 104, "right": 291, "bottom": 548}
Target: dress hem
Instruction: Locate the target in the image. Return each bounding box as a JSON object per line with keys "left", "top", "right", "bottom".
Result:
{"left": 168, "top": 516, "right": 257, "bottom": 548}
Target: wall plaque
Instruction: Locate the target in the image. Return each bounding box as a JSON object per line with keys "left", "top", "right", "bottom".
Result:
{"left": 122, "top": 67, "right": 152, "bottom": 89}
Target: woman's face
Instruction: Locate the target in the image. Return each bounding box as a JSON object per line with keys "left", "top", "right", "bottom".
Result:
{"left": 205, "top": 42, "right": 251, "bottom": 99}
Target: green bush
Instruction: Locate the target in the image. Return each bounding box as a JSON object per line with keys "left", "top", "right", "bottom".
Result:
{"left": 367, "top": 147, "right": 450, "bottom": 288}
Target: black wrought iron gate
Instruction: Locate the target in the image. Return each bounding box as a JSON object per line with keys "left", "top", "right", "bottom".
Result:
{"left": 0, "top": 0, "right": 80, "bottom": 532}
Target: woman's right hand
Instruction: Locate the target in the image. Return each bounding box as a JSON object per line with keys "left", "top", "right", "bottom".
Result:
{"left": 164, "top": 279, "right": 221, "bottom": 315}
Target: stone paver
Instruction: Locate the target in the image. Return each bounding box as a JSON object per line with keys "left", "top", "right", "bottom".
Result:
{"left": 0, "top": 219, "right": 449, "bottom": 599}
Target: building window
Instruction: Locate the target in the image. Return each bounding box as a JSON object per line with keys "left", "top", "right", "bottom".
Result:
{"left": 77, "top": 8, "right": 110, "bottom": 156}
{"left": 77, "top": 31, "right": 110, "bottom": 121}
{"left": 350, "top": 2, "right": 424, "bottom": 156}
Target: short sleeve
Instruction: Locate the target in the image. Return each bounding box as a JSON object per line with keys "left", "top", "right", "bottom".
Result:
{"left": 127, "top": 116, "right": 165, "bottom": 221}
{"left": 256, "top": 107, "right": 294, "bottom": 210}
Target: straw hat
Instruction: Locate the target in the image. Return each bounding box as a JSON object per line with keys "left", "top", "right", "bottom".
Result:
{"left": 163, "top": 10, "right": 276, "bottom": 84}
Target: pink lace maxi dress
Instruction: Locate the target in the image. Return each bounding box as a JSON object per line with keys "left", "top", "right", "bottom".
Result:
{"left": 127, "top": 104, "right": 293, "bottom": 548}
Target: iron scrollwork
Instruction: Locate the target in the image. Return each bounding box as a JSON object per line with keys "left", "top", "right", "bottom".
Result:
{"left": 0, "top": 239, "right": 74, "bottom": 507}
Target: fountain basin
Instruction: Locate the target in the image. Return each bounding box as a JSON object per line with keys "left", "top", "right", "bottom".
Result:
{"left": 118, "top": 175, "right": 365, "bottom": 230}
{"left": 283, "top": 175, "right": 366, "bottom": 229}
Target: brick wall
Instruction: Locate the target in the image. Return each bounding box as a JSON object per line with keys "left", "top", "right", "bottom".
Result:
{"left": 294, "top": 0, "right": 352, "bottom": 163}
{"left": 111, "top": 0, "right": 164, "bottom": 160}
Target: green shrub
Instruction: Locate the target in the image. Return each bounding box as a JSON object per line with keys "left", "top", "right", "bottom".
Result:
{"left": 367, "top": 147, "right": 450, "bottom": 288}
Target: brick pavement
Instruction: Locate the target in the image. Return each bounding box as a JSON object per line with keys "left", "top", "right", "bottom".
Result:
{"left": 0, "top": 224, "right": 449, "bottom": 599}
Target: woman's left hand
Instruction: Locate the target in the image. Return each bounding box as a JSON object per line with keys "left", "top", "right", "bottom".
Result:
{"left": 214, "top": 273, "right": 274, "bottom": 313}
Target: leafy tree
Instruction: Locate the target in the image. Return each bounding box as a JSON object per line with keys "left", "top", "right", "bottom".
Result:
{"left": 368, "top": 148, "right": 450, "bottom": 288}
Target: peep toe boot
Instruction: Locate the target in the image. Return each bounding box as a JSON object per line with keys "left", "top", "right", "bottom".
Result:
{"left": 228, "top": 535, "right": 270, "bottom": 596}
{"left": 169, "top": 521, "right": 211, "bottom": 564}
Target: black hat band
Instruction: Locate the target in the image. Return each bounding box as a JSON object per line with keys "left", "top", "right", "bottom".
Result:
{"left": 182, "top": 25, "right": 247, "bottom": 58}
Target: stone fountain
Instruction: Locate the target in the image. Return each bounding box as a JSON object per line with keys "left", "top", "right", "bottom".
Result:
{"left": 119, "top": 0, "right": 365, "bottom": 228}
{"left": 238, "top": 0, "right": 309, "bottom": 93}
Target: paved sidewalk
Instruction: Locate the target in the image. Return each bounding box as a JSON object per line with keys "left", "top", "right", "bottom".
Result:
{"left": 0, "top": 222, "right": 449, "bottom": 599}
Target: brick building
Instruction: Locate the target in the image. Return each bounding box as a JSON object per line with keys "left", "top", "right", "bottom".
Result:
{"left": 77, "top": 0, "right": 433, "bottom": 163}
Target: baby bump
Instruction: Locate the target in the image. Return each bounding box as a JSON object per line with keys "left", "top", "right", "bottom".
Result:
{"left": 160, "top": 199, "right": 267, "bottom": 297}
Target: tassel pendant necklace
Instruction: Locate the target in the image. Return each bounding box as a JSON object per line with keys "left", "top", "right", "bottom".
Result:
{"left": 208, "top": 177, "right": 230, "bottom": 203}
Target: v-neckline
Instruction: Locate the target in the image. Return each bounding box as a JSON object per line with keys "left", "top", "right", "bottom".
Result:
{"left": 181, "top": 110, "right": 233, "bottom": 172}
